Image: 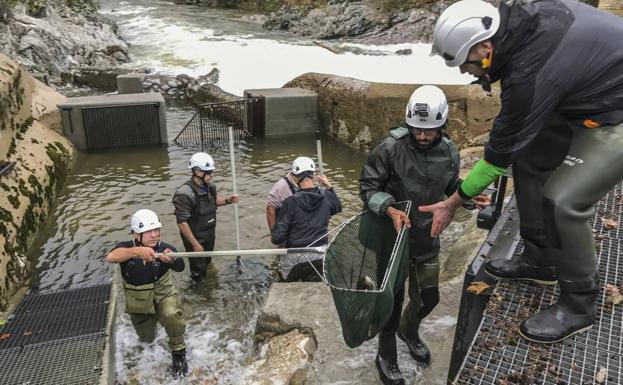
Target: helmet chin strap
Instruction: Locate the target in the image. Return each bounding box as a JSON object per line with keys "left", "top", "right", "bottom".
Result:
{"left": 135, "top": 235, "right": 160, "bottom": 249}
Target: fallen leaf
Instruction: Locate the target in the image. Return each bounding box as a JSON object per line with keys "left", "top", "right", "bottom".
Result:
{"left": 571, "top": 362, "right": 578, "bottom": 371}
{"left": 602, "top": 217, "right": 618, "bottom": 230}
{"left": 0, "top": 333, "right": 10, "bottom": 340}
{"left": 605, "top": 283, "right": 623, "bottom": 305}
{"left": 0, "top": 320, "right": 5, "bottom": 327}
{"left": 466, "top": 281, "right": 491, "bottom": 295}
{"left": 595, "top": 366, "right": 607, "bottom": 384}
{"left": 23, "top": 331, "right": 33, "bottom": 336}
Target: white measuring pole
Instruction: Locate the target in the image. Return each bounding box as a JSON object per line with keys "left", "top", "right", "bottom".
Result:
{"left": 228, "top": 125, "right": 241, "bottom": 251}
{"left": 315, "top": 130, "right": 324, "bottom": 175}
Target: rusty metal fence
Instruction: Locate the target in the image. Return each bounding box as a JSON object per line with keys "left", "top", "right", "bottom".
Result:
{"left": 174, "top": 98, "right": 264, "bottom": 150}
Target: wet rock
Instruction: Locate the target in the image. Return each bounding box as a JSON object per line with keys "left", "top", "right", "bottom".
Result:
{"left": 244, "top": 329, "right": 314, "bottom": 385}
{"left": 395, "top": 48, "right": 412, "bottom": 56}
{"left": 0, "top": 0, "right": 128, "bottom": 76}
{"left": 286, "top": 73, "right": 500, "bottom": 152}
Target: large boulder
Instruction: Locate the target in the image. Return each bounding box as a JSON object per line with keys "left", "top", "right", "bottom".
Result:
{"left": 286, "top": 73, "right": 500, "bottom": 151}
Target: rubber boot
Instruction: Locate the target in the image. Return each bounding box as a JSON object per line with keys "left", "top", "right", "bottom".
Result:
{"left": 171, "top": 349, "right": 188, "bottom": 378}
{"left": 376, "top": 331, "right": 405, "bottom": 385}
{"left": 519, "top": 290, "right": 597, "bottom": 343}
{"left": 484, "top": 239, "right": 557, "bottom": 285}
{"left": 397, "top": 326, "right": 430, "bottom": 364}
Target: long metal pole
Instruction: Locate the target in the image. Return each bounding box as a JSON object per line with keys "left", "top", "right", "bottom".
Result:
{"left": 315, "top": 130, "right": 324, "bottom": 175}
{"left": 157, "top": 247, "right": 326, "bottom": 259}
{"left": 228, "top": 125, "right": 241, "bottom": 250}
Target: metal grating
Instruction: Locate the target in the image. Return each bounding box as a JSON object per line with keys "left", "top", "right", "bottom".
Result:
{"left": 0, "top": 334, "right": 106, "bottom": 385}
{"left": 82, "top": 103, "right": 162, "bottom": 150}
{"left": 455, "top": 181, "right": 623, "bottom": 385}
{"left": 173, "top": 98, "right": 262, "bottom": 150}
{"left": 0, "top": 284, "right": 111, "bottom": 349}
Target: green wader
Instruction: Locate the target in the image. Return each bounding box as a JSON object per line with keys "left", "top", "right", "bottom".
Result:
{"left": 515, "top": 118, "right": 623, "bottom": 291}
{"left": 125, "top": 271, "right": 186, "bottom": 351}
{"left": 397, "top": 256, "right": 440, "bottom": 339}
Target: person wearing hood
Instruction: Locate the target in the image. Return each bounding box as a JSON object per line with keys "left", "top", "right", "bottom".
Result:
{"left": 359, "top": 85, "right": 487, "bottom": 385}
{"left": 425, "top": 0, "right": 623, "bottom": 345}
{"left": 271, "top": 157, "right": 342, "bottom": 282}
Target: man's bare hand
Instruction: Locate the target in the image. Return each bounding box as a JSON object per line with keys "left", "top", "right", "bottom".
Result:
{"left": 159, "top": 248, "right": 173, "bottom": 263}
{"left": 472, "top": 194, "right": 491, "bottom": 209}
{"left": 135, "top": 247, "right": 156, "bottom": 264}
{"left": 192, "top": 243, "right": 204, "bottom": 252}
{"left": 386, "top": 206, "right": 411, "bottom": 233}
{"left": 419, "top": 193, "right": 464, "bottom": 237}
{"left": 316, "top": 175, "right": 332, "bottom": 189}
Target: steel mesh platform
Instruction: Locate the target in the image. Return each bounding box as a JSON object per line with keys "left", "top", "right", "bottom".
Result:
{"left": 0, "top": 284, "right": 112, "bottom": 385}
{"left": 455, "top": 182, "right": 623, "bottom": 385}
{"left": 0, "top": 334, "right": 106, "bottom": 385}
{"left": 0, "top": 284, "right": 111, "bottom": 348}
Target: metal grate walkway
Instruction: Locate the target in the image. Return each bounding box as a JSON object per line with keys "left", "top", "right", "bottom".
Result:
{"left": 0, "top": 284, "right": 113, "bottom": 385}
{"left": 454, "top": 182, "right": 623, "bottom": 385}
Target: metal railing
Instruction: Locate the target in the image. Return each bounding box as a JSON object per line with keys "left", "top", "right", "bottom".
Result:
{"left": 174, "top": 98, "right": 264, "bottom": 150}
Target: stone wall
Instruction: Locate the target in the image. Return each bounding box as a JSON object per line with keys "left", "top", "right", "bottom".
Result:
{"left": 599, "top": 0, "right": 623, "bottom": 17}
{"left": 0, "top": 53, "right": 73, "bottom": 309}
{"left": 285, "top": 73, "right": 500, "bottom": 152}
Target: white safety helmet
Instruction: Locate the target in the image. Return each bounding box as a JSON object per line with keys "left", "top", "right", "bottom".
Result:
{"left": 431, "top": 0, "right": 500, "bottom": 67}
{"left": 291, "top": 156, "right": 316, "bottom": 175}
{"left": 405, "top": 85, "right": 449, "bottom": 130}
{"left": 188, "top": 152, "right": 215, "bottom": 171}
{"left": 131, "top": 209, "right": 162, "bottom": 234}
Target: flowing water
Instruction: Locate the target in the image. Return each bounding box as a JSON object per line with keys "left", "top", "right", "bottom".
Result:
{"left": 24, "top": 1, "right": 477, "bottom": 384}
{"left": 98, "top": 0, "right": 471, "bottom": 95}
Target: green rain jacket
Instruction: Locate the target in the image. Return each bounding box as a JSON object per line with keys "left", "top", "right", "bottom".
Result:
{"left": 360, "top": 127, "right": 460, "bottom": 262}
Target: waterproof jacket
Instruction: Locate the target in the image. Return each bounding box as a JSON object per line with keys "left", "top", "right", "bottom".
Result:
{"left": 115, "top": 240, "right": 185, "bottom": 286}
{"left": 271, "top": 187, "right": 342, "bottom": 248}
{"left": 360, "top": 128, "right": 460, "bottom": 262}
{"left": 484, "top": 0, "right": 623, "bottom": 167}
{"left": 172, "top": 179, "right": 218, "bottom": 244}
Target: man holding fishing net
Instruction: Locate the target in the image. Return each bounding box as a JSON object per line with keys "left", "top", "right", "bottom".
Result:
{"left": 360, "top": 85, "right": 487, "bottom": 385}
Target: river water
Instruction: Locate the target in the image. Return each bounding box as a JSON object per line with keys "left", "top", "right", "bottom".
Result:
{"left": 24, "top": 1, "right": 475, "bottom": 384}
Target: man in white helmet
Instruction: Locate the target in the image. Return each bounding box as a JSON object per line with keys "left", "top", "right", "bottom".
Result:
{"left": 172, "top": 152, "right": 240, "bottom": 282}
{"left": 265, "top": 157, "right": 307, "bottom": 233}
{"left": 426, "top": 0, "right": 623, "bottom": 343}
{"left": 270, "top": 156, "right": 340, "bottom": 280}
{"left": 106, "top": 209, "right": 188, "bottom": 377}
{"left": 360, "top": 85, "right": 466, "bottom": 385}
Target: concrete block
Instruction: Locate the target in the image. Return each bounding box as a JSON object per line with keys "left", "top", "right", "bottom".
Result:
{"left": 244, "top": 88, "right": 319, "bottom": 137}
{"left": 116, "top": 74, "right": 145, "bottom": 94}
{"left": 58, "top": 93, "right": 167, "bottom": 151}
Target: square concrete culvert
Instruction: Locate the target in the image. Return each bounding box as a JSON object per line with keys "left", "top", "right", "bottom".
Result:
{"left": 244, "top": 88, "right": 319, "bottom": 137}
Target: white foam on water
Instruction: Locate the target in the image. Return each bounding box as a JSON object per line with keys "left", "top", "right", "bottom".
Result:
{"left": 106, "top": 3, "right": 473, "bottom": 96}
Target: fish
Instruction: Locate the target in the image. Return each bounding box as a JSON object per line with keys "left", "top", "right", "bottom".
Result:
{"left": 356, "top": 275, "right": 377, "bottom": 291}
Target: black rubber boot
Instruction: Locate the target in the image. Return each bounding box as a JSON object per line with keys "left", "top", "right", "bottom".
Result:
{"left": 484, "top": 240, "right": 557, "bottom": 285}
{"left": 397, "top": 329, "right": 430, "bottom": 364}
{"left": 171, "top": 349, "right": 188, "bottom": 378}
{"left": 519, "top": 290, "right": 597, "bottom": 343}
{"left": 376, "top": 332, "right": 405, "bottom": 385}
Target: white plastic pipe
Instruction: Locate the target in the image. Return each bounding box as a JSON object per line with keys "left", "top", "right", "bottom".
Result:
{"left": 157, "top": 247, "right": 326, "bottom": 258}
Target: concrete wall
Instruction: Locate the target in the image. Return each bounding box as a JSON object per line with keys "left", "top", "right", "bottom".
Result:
{"left": 244, "top": 88, "right": 319, "bottom": 136}
{"left": 0, "top": 54, "right": 74, "bottom": 310}
{"left": 599, "top": 0, "right": 623, "bottom": 17}
{"left": 286, "top": 73, "right": 501, "bottom": 152}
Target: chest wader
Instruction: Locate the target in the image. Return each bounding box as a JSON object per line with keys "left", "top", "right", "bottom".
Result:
{"left": 183, "top": 181, "right": 217, "bottom": 280}
{"left": 493, "top": 118, "right": 623, "bottom": 343}
{"left": 125, "top": 270, "right": 186, "bottom": 351}
{"left": 377, "top": 138, "right": 455, "bottom": 368}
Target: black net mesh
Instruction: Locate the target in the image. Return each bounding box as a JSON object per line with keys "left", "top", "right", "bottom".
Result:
{"left": 324, "top": 201, "right": 411, "bottom": 348}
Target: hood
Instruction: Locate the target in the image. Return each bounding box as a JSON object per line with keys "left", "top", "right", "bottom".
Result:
{"left": 293, "top": 188, "right": 326, "bottom": 211}
{"left": 487, "top": 0, "right": 539, "bottom": 82}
